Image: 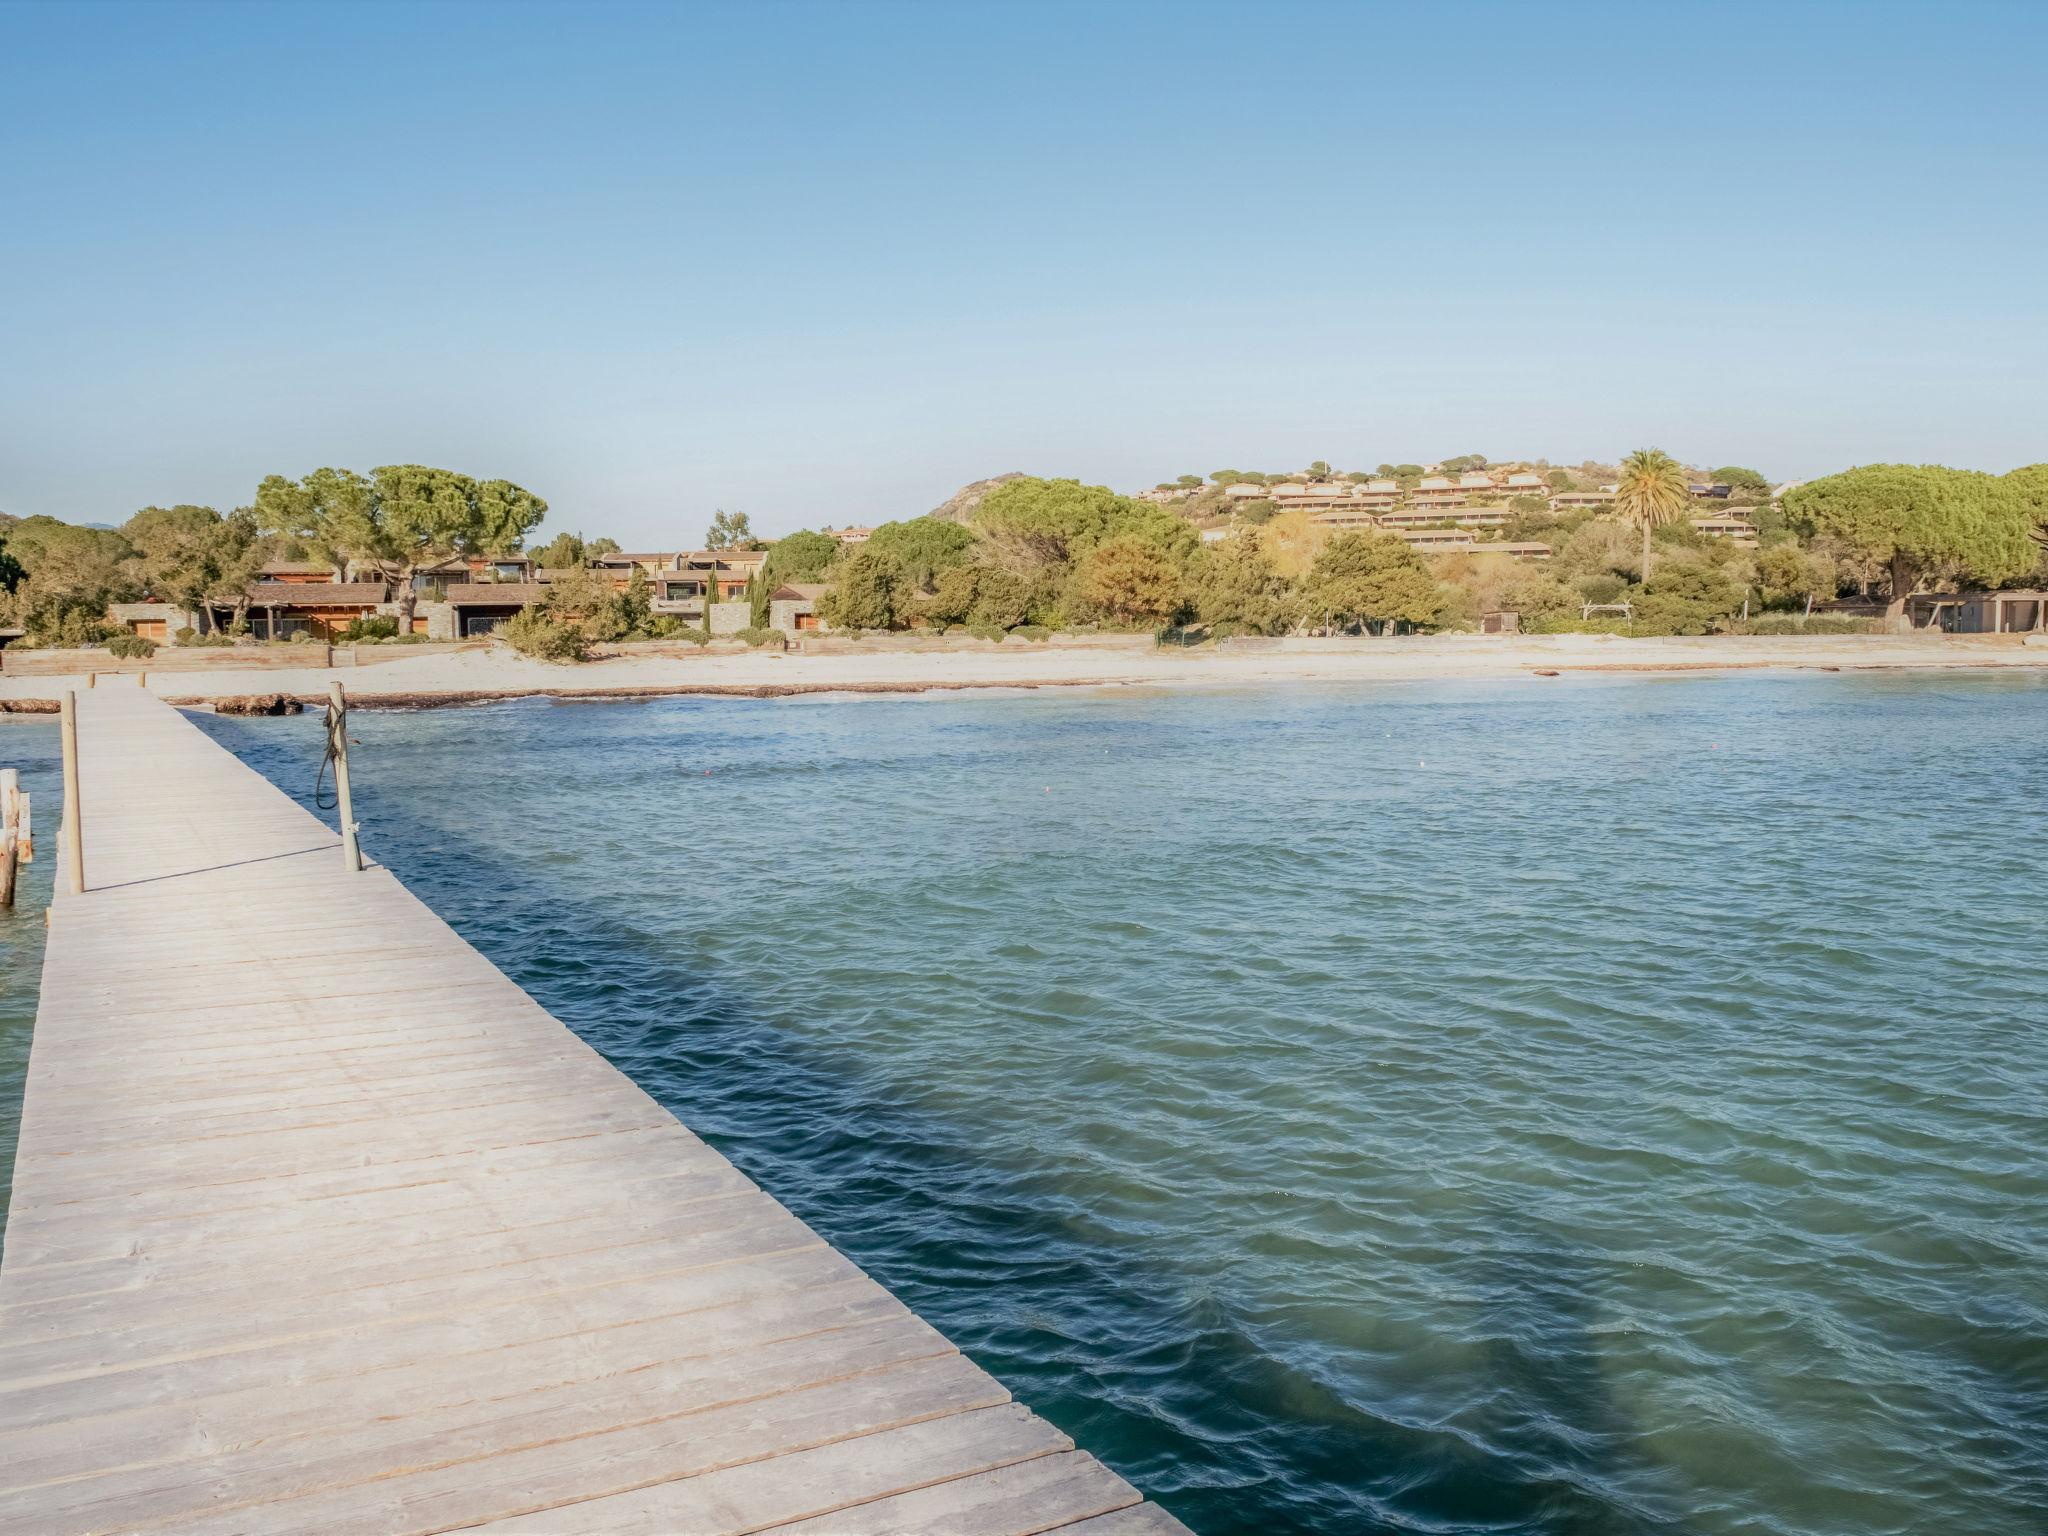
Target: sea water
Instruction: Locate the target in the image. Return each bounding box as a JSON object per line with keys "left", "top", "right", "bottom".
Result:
{"left": 2, "top": 673, "right": 2042, "bottom": 1534}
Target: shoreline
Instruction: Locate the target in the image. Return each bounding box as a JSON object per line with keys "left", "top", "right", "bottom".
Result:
{"left": 3, "top": 632, "right": 2045, "bottom": 712}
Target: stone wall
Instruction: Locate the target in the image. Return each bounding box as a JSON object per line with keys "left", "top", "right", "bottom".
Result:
{"left": 707, "top": 602, "right": 752, "bottom": 636}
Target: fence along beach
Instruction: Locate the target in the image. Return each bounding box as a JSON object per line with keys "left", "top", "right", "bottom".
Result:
{"left": 0, "top": 684, "right": 1184, "bottom": 1533}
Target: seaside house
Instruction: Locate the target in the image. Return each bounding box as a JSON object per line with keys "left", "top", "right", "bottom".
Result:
{"left": 233, "top": 577, "right": 392, "bottom": 640}
{"left": 1904, "top": 590, "right": 2048, "bottom": 633}
{"left": 1379, "top": 506, "right": 1514, "bottom": 530}
{"left": 769, "top": 582, "right": 828, "bottom": 631}
{"left": 828, "top": 526, "right": 875, "bottom": 545}
{"left": 1308, "top": 508, "right": 1384, "bottom": 531}
{"left": 441, "top": 581, "right": 548, "bottom": 638}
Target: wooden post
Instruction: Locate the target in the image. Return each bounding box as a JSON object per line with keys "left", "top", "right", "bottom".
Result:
{"left": 1, "top": 767, "right": 17, "bottom": 908}
{"left": 328, "top": 681, "right": 361, "bottom": 872}
{"left": 60, "top": 690, "right": 83, "bottom": 895}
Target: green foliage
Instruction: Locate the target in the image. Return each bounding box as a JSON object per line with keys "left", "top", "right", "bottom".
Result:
{"left": 733, "top": 626, "right": 785, "bottom": 647}
{"left": 971, "top": 477, "right": 1195, "bottom": 562}
{"left": 1076, "top": 535, "right": 1187, "bottom": 626}
{"left": 1783, "top": 464, "right": 2038, "bottom": 603}
{"left": 1755, "top": 543, "right": 1837, "bottom": 608}
{"left": 965, "top": 621, "right": 1006, "bottom": 642}
{"left": 255, "top": 466, "right": 545, "bottom": 595}
{"left": 862, "top": 517, "right": 977, "bottom": 588}
{"left": 1438, "top": 454, "right": 1489, "bottom": 474}
{"left": 622, "top": 566, "right": 653, "bottom": 633}
{"left": 705, "top": 508, "right": 755, "bottom": 550}
{"left": 1743, "top": 613, "right": 1882, "bottom": 635}
{"left": 1614, "top": 448, "right": 1693, "bottom": 579}
{"left": 341, "top": 616, "right": 400, "bottom": 642}
{"left": 761, "top": 529, "right": 841, "bottom": 587}
{"left": 528, "top": 530, "right": 592, "bottom": 570}
{"left": 1307, "top": 460, "right": 1332, "bottom": 478}
{"left": 1545, "top": 468, "right": 1572, "bottom": 491}
{"left": 1014, "top": 623, "right": 1051, "bottom": 641}
{"left": 0, "top": 528, "right": 19, "bottom": 593}
{"left": 1236, "top": 500, "right": 1279, "bottom": 525}
{"left": 501, "top": 605, "right": 588, "bottom": 662}
{"left": 1629, "top": 561, "right": 1745, "bottom": 635}
{"left": 1189, "top": 531, "right": 1291, "bottom": 633}
{"left": 105, "top": 631, "right": 155, "bottom": 658}
{"left": 1175, "top": 475, "right": 1204, "bottom": 489}
{"left": 818, "top": 548, "right": 908, "bottom": 630}
{"left": 1508, "top": 494, "right": 1550, "bottom": 516}
{"left": 1710, "top": 465, "right": 1771, "bottom": 494}
{"left": 1302, "top": 532, "right": 1441, "bottom": 631}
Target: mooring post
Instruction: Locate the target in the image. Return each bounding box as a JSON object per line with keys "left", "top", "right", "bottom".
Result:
{"left": 59, "top": 690, "right": 83, "bottom": 895}
{"left": 1, "top": 767, "right": 18, "bottom": 908}
{"left": 328, "top": 681, "right": 361, "bottom": 872}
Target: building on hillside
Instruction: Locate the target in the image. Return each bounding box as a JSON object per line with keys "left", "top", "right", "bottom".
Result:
{"left": 1308, "top": 509, "right": 1382, "bottom": 531}
{"left": 1690, "top": 514, "right": 1758, "bottom": 545}
{"left": 828, "top": 526, "right": 875, "bottom": 545}
{"left": 1392, "top": 529, "right": 1479, "bottom": 553}
{"left": 1469, "top": 541, "right": 1553, "bottom": 561}
{"left": 769, "top": 582, "right": 828, "bottom": 632}
{"left": 1379, "top": 506, "right": 1514, "bottom": 530}
{"left": 1496, "top": 471, "right": 1551, "bottom": 498}
{"left": 594, "top": 552, "right": 687, "bottom": 585}
{"left": 1688, "top": 483, "right": 1733, "bottom": 500}
{"left": 1410, "top": 475, "right": 1460, "bottom": 505}
{"left": 1548, "top": 490, "right": 1617, "bottom": 510}
{"left": 1221, "top": 483, "right": 1270, "bottom": 502}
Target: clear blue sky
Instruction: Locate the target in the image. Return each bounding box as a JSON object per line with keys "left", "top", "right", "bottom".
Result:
{"left": 3, "top": 0, "right": 2043, "bottom": 544}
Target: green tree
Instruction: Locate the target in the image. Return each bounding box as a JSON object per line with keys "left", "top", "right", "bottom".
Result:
{"left": 862, "top": 517, "right": 977, "bottom": 589}
{"left": 1544, "top": 467, "right": 1572, "bottom": 491}
{"left": 529, "top": 530, "right": 592, "bottom": 570}
{"left": 818, "top": 548, "right": 907, "bottom": 630}
{"left": 1077, "top": 536, "right": 1185, "bottom": 626}
{"left": 747, "top": 566, "right": 769, "bottom": 628}
{"left": 0, "top": 528, "right": 20, "bottom": 594}
{"left": 1209, "top": 469, "right": 1244, "bottom": 485}
{"left": 705, "top": 509, "right": 755, "bottom": 550}
{"left": 1783, "top": 464, "right": 2038, "bottom": 619}
{"left": 121, "top": 504, "right": 264, "bottom": 632}
{"left": 1709, "top": 465, "right": 1771, "bottom": 495}
{"left": 1189, "top": 530, "right": 1291, "bottom": 632}
{"left": 1613, "top": 448, "right": 1692, "bottom": 581}
{"left": 621, "top": 566, "right": 653, "bottom": 635}
{"left": 1175, "top": 474, "right": 1204, "bottom": 489}
{"left": 1301, "top": 531, "right": 1440, "bottom": 633}
{"left": 0, "top": 516, "right": 138, "bottom": 640}
{"left": 256, "top": 465, "right": 546, "bottom": 629}
{"left": 2005, "top": 464, "right": 2048, "bottom": 565}
{"left": 1307, "top": 460, "right": 1332, "bottom": 479}
{"left": 1631, "top": 560, "right": 1745, "bottom": 635}
{"left": 921, "top": 564, "right": 981, "bottom": 628}
{"left": 758, "top": 530, "right": 841, "bottom": 587}
{"left": 972, "top": 477, "right": 1195, "bottom": 562}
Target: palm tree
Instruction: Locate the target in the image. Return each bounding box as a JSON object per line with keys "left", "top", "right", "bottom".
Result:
{"left": 1614, "top": 448, "right": 1692, "bottom": 581}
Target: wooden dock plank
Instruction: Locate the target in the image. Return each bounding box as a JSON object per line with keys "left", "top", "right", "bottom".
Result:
{"left": 0, "top": 688, "right": 1188, "bottom": 1533}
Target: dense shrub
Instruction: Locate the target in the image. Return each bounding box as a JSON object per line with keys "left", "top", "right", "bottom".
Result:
{"left": 734, "top": 626, "right": 786, "bottom": 647}
{"left": 1014, "top": 624, "right": 1051, "bottom": 641}
{"left": 1742, "top": 614, "right": 1882, "bottom": 635}
{"left": 965, "top": 621, "right": 1006, "bottom": 642}
{"left": 501, "top": 605, "right": 588, "bottom": 662}
{"left": 106, "top": 632, "right": 156, "bottom": 658}
{"left": 342, "top": 616, "right": 399, "bottom": 642}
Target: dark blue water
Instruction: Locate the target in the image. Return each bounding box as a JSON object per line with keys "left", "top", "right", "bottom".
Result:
{"left": 4, "top": 675, "right": 2045, "bottom": 1534}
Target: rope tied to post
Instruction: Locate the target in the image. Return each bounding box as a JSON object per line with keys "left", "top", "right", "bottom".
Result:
{"left": 315, "top": 694, "right": 346, "bottom": 812}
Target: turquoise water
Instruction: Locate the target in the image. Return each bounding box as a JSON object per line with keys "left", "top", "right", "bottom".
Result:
{"left": 4, "top": 676, "right": 2045, "bottom": 1533}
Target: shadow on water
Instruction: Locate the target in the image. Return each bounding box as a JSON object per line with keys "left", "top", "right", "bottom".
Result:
{"left": 186, "top": 704, "right": 1704, "bottom": 1536}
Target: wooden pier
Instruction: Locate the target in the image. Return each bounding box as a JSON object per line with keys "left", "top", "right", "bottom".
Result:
{"left": 0, "top": 687, "right": 1184, "bottom": 1534}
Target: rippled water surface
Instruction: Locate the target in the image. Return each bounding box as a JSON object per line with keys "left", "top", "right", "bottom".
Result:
{"left": 4, "top": 675, "right": 2046, "bottom": 1534}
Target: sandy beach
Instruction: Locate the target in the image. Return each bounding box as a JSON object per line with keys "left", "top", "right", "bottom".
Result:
{"left": 5, "top": 631, "right": 2046, "bottom": 710}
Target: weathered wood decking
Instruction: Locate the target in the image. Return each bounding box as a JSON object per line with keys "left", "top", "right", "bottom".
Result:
{"left": 0, "top": 687, "right": 1186, "bottom": 1534}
